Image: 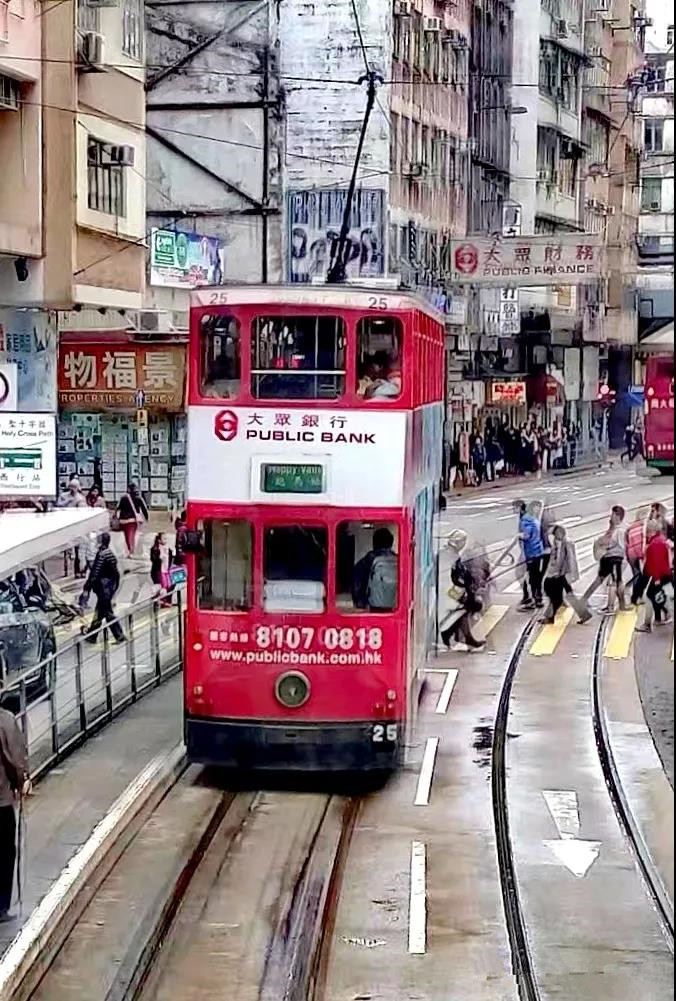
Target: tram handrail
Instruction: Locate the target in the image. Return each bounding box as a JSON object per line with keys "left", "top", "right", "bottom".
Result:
{"left": 0, "top": 589, "right": 186, "bottom": 782}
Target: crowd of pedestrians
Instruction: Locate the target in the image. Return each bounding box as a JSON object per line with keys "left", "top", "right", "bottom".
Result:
{"left": 442, "top": 496, "right": 673, "bottom": 651}
{"left": 446, "top": 418, "right": 587, "bottom": 490}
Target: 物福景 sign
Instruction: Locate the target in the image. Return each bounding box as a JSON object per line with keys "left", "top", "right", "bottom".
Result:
{"left": 449, "top": 234, "right": 604, "bottom": 287}
{"left": 58, "top": 340, "right": 186, "bottom": 411}
{"left": 0, "top": 413, "right": 57, "bottom": 499}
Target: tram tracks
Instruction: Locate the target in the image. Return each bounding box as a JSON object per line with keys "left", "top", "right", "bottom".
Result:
{"left": 25, "top": 773, "right": 359, "bottom": 1001}
{"left": 493, "top": 614, "right": 674, "bottom": 1001}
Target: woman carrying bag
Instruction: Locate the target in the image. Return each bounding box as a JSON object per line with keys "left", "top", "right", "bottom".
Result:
{"left": 114, "top": 483, "right": 149, "bottom": 557}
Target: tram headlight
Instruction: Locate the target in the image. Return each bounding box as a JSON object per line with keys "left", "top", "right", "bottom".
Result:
{"left": 275, "top": 672, "right": 311, "bottom": 709}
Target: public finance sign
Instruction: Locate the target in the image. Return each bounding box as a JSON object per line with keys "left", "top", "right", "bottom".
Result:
{"left": 449, "top": 234, "right": 604, "bottom": 287}
{"left": 150, "top": 229, "right": 225, "bottom": 289}
{"left": 0, "top": 413, "right": 57, "bottom": 498}
{"left": 287, "top": 188, "right": 386, "bottom": 284}
{"left": 58, "top": 341, "right": 186, "bottom": 411}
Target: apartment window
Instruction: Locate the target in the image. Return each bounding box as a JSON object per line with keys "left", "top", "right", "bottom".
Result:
{"left": 584, "top": 115, "right": 609, "bottom": 168}
{"left": 644, "top": 118, "right": 664, "bottom": 152}
{"left": 560, "top": 154, "right": 578, "bottom": 198}
{"left": 641, "top": 177, "right": 663, "bottom": 212}
{"left": 0, "top": 1, "right": 8, "bottom": 41}
{"left": 87, "top": 138, "right": 126, "bottom": 217}
{"left": 539, "top": 42, "right": 580, "bottom": 111}
{"left": 77, "top": 0, "right": 99, "bottom": 33}
{"left": 0, "top": 73, "right": 20, "bottom": 110}
{"left": 645, "top": 63, "right": 667, "bottom": 93}
{"left": 122, "top": 0, "right": 143, "bottom": 60}
{"left": 537, "top": 126, "right": 558, "bottom": 182}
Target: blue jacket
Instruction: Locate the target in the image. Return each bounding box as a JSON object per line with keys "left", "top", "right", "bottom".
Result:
{"left": 520, "top": 514, "right": 544, "bottom": 560}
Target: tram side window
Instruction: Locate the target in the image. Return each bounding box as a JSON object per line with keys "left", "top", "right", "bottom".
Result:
{"left": 251, "top": 315, "right": 346, "bottom": 400}
{"left": 196, "top": 520, "right": 252, "bottom": 611}
{"left": 201, "top": 314, "right": 241, "bottom": 399}
{"left": 263, "top": 526, "right": 327, "bottom": 612}
{"left": 336, "top": 522, "right": 399, "bottom": 613}
{"left": 356, "top": 317, "right": 403, "bottom": 401}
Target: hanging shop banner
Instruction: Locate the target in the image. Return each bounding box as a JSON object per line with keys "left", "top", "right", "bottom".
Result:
{"left": 150, "top": 229, "right": 225, "bottom": 289}
{"left": 58, "top": 341, "right": 186, "bottom": 411}
{"left": 448, "top": 234, "right": 604, "bottom": 287}
{"left": 499, "top": 288, "right": 521, "bottom": 335}
{"left": 490, "top": 380, "right": 527, "bottom": 405}
{"left": 0, "top": 310, "right": 58, "bottom": 412}
{"left": 0, "top": 412, "right": 57, "bottom": 498}
{"left": 287, "top": 188, "right": 386, "bottom": 284}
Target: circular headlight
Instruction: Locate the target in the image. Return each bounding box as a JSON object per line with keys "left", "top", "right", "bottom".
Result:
{"left": 275, "top": 672, "right": 311, "bottom": 709}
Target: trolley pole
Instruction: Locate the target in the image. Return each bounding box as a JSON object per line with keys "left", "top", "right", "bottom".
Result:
{"left": 326, "top": 70, "right": 382, "bottom": 285}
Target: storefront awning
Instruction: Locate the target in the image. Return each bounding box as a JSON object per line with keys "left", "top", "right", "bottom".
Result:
{"left": 640, "top": 323, "right": 674, "bottom": 352}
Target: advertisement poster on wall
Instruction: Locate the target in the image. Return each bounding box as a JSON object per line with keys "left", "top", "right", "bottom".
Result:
{"left": 0, "top": 310, "right": 58, "bottom": 412}
{"left": 150, "top": 228, "right": 225, "bottom": 289}
{"left": 287, "top": 188, "right": 386, "bottom": 284}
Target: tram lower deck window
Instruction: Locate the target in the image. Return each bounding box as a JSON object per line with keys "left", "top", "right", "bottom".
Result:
{"left": 336, "top": 522, "right": 400, "bottom": 613}
{"left": 263, "top": 526, "right": 327, "bottom": 612}
{"left": 251, "top": 315, "right": 346, "bottom": 400}
{"left": 196, "top": 520, "right": 252, "bottom": 611}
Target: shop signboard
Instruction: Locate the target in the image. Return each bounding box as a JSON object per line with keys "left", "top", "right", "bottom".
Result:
{"left": 499, "top": 288, "right": 521, "bottom": 335}
{"left": 0, "top": 310, "right": 58, "bottom": 412}
{"left": 490, "top": 380, "right": 527, "bottom": 405}
{"left": 0, "top": 363, "right": 18, "bottom": 412}
{"left": 58, "top": 341, "right": 186, "bottom": 411}
{"left": 449, "top": 234, "right": 604, "bottom": 287}
{"left": 0, "top": 413, "right": 57, "bottom": 498}
{"left": 150, "top": 229, "right": 225, "bottom": 289}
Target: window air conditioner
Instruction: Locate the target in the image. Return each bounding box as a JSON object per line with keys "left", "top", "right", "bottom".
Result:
{"left": 424, "top": 16, "right": 443, "bottom": 31}
{"left": 649, "top": 200, "right": 661, "bottom": 211}
{"left": 86, "top": 0, "right": 119, "bottom": 7}
{"left": 79, "top": 31, "right": 106, "bottom": 71}
{"left": 109, "top": 144, "right": 135, "bottom": 167}
{"left": 395, "top": 0, "right": 412, "bottom": 14}
{"left": 555, "top": 18, "right": 569, "bottom": 37}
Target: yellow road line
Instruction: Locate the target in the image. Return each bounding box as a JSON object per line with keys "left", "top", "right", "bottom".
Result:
{"left": 604, "top": 609, "right": 638, "bottom": 661}
{"left": 530, "top": 607, "right": 574, "bottom": 657}
{"left": 475, "top": 604, "right": 509, "bottom": 641}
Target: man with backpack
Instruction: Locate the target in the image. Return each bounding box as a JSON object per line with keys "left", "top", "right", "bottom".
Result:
{"left": 352, "top": 528, "right": 399, "bottom": 612}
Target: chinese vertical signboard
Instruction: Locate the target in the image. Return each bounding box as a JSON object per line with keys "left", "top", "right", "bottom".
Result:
{"left": 449, "top": 234, "right": 604, "bottom": 287}
{"left": 0, "top": 413, "right": 57, "bottom": 498}
{"left": 287, "top": 188, "right": 386, "bottom": 283}
{"left": 150, "top": 229, "right": 225, "bottom": 289}
{"left": 58, "top": 341, "right": 186, "bottom": 410}
{"left": 499, "top": 288, "right": 521, "bottom": 335}
{"left": 0, "top": 310, "right": 58, "bottom": 412}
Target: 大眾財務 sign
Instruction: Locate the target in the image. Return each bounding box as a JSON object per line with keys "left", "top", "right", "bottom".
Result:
{"left": 449, "top": 234, "right": 604, "bottom": 287}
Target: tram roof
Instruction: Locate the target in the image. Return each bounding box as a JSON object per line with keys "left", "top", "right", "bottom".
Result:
{"left": 0, "top": 508, "right": 110, "bottom": 580}
{"left": 190, "top": 284, "right": 447, "bottom": 324}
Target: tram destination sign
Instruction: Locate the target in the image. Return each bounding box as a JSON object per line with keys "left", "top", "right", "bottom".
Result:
{"left": 262, "top": 463, "right": 324, "bottom": 494}
{"left": 449, "top": 234, "right": 604, "bottom": 287}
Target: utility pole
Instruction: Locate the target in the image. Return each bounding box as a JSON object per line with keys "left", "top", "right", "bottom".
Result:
{"left": 326, "top": 70, "right": 382, "bottom": 284}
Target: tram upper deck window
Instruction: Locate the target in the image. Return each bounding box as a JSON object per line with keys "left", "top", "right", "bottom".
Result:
{"left": 251, "top": 315, "right": 346, "bottom": 400}
{"left": 263, "top": 526, "right": 327, "bottom": 612}
{"left": 201, "top": 314, "right": 241, "bottom": 399}
{"left": 196, "top": 520, "right": 252, "bottom": 611}
{"left": 356, "top": 317, "right": 403, "bottom": 401}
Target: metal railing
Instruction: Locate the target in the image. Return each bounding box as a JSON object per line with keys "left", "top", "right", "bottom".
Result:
{"left": 0, "top": 591, "right": 184, "bottom": 782}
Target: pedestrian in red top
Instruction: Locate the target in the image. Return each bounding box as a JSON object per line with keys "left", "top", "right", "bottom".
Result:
{"left": 625, "top": 505, "right": 650, "bottom": 605}
{"left": 637, "top": 521, "right": 673, "bottom": 632}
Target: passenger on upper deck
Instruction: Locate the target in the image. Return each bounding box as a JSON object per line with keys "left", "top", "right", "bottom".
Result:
{"left": 357, "top": 351, "right": 401, "bottom": 401}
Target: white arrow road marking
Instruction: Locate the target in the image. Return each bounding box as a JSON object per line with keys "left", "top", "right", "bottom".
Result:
{"left": 543, "top": 839, "right": 602, "bottom": 878}
{"left": 543, "top": 789, "right": 581, "bottom": 838}
{"left": 408, "top": 841, "right": 427, "bottom": 955}
{"left": 414, "top": 738, "right": 440, "bottom": 806}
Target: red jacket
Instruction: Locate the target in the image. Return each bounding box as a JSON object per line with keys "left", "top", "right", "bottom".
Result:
{"left": 644, "top": 535, "right": 672, "bottom": 581}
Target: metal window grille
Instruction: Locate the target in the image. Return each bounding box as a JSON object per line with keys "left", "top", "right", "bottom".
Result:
{"left": 122, "top": 0, "right": 143, "bottom": 60}
{"left": 77, "top": 0, "right": 100, "bottom": 33}
{"left": 87, "top": 138, "right": 126, "bottom": 217}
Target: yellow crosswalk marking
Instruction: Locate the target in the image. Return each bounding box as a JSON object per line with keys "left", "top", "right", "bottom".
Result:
{"left": 604, "top": 609, "right": 638, "bottom": 660}
{"left": 530, "top": 608, "right": 574, "bottom": 657}
{"left": 475, "top": 604, "right": 509, "bottom": 641}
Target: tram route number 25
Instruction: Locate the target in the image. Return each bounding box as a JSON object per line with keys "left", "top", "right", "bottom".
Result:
{"left": 372, "top": 723, "right": 398, "bottom": 744}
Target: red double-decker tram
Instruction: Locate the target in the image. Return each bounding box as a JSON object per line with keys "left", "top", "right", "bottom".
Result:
{"left": 184, "top": 285, "right": 444, "bottom": 774}
{"left": 644, "top": 354, "right": 674, "bottom": 473}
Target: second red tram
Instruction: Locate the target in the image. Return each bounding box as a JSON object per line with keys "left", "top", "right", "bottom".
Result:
{"left": 644, "top": 353, "right": 674, "bottom": 473}
{"left": 184, "top": 285, "right": 445, "bottom": 772}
